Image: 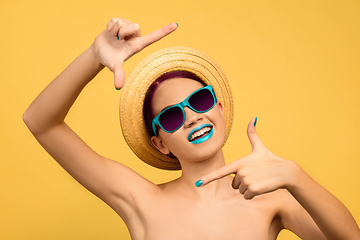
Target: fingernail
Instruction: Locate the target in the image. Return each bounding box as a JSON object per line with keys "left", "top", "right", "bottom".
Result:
{"left": 195, "top": 180, "right": 203, "bottom": 187}
{"left": 176, "top": 23, "right": 179, "bottom": 28}
{"left": 117, "top": 34, "right": 119, "bottom": 40}
{"left": 115, "top": 87, "right": 120, "bottom": 90}
{"left": 254, "top": 117, "right": 258, "bottom": 127}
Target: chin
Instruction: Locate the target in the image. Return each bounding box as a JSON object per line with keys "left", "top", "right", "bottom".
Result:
{"left": 176, "top": 138, "right": 224, "bottom": 163}
{"left": 168, "top": 124, "right": 226, "bottom": 162}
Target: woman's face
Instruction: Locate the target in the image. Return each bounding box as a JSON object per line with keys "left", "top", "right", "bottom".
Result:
{"left": 150, "top": 78, "right": 226, "bottom": 163}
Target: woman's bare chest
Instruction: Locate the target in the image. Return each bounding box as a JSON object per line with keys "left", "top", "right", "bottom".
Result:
{"left": 133, "top": 194, "right": 280, "bottom": 240}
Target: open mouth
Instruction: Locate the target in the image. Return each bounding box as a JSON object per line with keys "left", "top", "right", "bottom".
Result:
{"left": 189, "top": 126, "right": 212, "bottom": 141}
{"left": 188, "top": 124, "right": 214, "bottom": 144}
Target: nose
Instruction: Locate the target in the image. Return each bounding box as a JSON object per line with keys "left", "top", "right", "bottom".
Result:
{"left": 183, "top": 107, "right": 203, "bottom": 128}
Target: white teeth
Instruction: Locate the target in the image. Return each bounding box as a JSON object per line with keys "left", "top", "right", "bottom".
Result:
{"left": 190, "top": 127, "right": 212, "bottom": 141}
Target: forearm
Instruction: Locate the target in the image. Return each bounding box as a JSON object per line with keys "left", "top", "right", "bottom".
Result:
{"left": 288, "top": 163, "right": 360, "bottom": 240}
{"left": 24, "top": 45, "right": 104, "bottom": 134}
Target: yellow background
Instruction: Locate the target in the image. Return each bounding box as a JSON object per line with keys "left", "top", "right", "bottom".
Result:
{"left": 1, "top": 0, "right": 359, "bottom": 239}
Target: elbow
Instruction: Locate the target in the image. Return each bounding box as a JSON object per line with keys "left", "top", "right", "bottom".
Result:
{"left": 23, "top": 109, "right": 40, "bottom": 134}
{"left": 23, "top": 108, "right": 62, "bottom": 135}
{"left": 23, "top": 109, "right": 33, "bottom": 132}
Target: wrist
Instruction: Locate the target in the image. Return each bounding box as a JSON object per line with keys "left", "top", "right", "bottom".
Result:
{"left": 89, "top": 43, "right": 105, "bottom": 71}
{"left": 283, "top": 159, "right": 309, "bottom": 193}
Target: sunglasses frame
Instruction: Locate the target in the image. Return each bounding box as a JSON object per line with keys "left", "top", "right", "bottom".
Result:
{"left": 152, "top": 85, "right": 217, "bottom": 136}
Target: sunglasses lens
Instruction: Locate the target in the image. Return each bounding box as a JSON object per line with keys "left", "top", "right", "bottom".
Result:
{"left": 189, "top": 88, "right": 215, "bottom": 112}
{"left": 159, "top": 106, "right": 184, "bottom": 132}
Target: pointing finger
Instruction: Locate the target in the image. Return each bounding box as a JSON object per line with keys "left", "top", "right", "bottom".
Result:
{"left": 196, "top": 161, "right": 239, "bottom": 187}
{"left": 140, "top": 22, "right": 178, "bottom": 49}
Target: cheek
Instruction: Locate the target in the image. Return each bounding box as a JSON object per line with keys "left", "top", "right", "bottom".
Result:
{"left": 159, "top": 131, "right": 183, "bottom": 148}
{"left": 158, "top": 132, "right": 187, "bottom": 158}
{"left": 206, "top": 105, "right": 226, "bottom": 139}
{"left": 208, "top": 104, "right": 226, "bottom": 124}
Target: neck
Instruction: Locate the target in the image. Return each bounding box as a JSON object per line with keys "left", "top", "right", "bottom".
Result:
{"left": 176, "top": 149, "right": 233, "bottom": 200}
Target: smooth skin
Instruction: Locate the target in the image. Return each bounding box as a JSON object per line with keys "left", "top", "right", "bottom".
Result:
{"left": 23, "top": 18, "right": 360, "bottom": 240}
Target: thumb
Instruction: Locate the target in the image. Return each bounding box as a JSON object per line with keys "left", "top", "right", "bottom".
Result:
{"left": 247, "top": 117, "right": 265, "bottom": 152}
{"left": 114, "top": 66, "right": 125, "bottom": 90}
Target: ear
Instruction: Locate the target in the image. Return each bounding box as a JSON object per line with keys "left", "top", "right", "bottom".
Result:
{"left": 151, "top": 136, "right": 171, "bottom": 154}
{"left": 218, "top": 102, "right": 224, "bottom": 117}
{"left": 218, "top": 102, "right": 223, "bottom": 111}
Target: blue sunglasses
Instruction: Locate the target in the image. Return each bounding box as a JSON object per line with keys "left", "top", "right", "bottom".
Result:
{"left": 152, "top": 85, "right": 217, "bottom": 136}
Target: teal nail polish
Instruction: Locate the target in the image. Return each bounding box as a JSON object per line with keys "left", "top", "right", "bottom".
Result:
{"left": 254, "top": 117, "right": 258, "bottom": 127}
{"left": 176, "top": 23, "right": 179, "bottom": 28}
{"left": 195, "top": 180, "right": 203, "bottom": 187}
{"left": 117, "top": 34, "right": 119, "bottom": 40}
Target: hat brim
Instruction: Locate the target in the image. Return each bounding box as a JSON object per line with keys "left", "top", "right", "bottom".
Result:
{"left": 120, "top": 47, "right": 233, "bottom": 170}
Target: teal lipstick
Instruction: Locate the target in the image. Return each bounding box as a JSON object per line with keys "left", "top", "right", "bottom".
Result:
{"left": 188, "top": 124, "right": 213, "bottom": 144}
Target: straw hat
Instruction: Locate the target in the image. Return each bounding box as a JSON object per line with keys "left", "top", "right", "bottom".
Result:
{"left": 120, "top": 47, "right": 233, "bottom": 170}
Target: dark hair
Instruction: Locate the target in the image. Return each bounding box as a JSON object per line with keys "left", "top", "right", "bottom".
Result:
{"left": 143, "top": 71, "right": 205, "bottom": 158}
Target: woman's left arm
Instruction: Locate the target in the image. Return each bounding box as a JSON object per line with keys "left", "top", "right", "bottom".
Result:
{"left": 199, "top": 118, "right": 360, "bottom": 240}
{"left": 278, "top": 161, "right": 360, "bottom": 240}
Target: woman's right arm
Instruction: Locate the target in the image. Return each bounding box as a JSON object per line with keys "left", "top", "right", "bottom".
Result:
{"left": 23, "top": 18, "right": 177, "bottom": 215}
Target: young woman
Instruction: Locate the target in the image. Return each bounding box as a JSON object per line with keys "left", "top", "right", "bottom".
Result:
{"left": 23, "top": 17, "right": 360, "bottom": 240}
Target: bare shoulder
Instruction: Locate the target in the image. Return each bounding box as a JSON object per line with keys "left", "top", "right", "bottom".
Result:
{"left": 107, "top": 159, "right": 161, "bottom": 210}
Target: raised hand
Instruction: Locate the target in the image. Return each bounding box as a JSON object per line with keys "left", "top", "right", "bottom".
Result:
{"left": 93, "top": 18, "right": 178, "bottom": 89}
{"left": 197, "top": 118, "right": 298, "bottom": 199}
